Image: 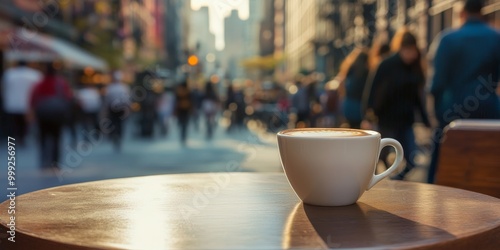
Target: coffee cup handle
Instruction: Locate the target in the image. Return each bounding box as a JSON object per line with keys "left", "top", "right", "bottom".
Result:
{"left": 367, "top": 138, "right": 404, "bottom": 190}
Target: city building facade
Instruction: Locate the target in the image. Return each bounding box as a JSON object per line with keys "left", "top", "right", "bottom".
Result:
{"left": 284, "top": 0, "right": 500, "bottom": 80}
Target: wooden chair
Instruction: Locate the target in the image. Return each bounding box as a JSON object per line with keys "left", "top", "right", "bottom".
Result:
{"left": 436, "top": 119, "right": 500, "bottom": 198}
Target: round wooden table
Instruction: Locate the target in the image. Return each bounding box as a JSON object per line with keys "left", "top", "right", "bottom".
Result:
{"left": 1, "top": 173, "right": 499, "bottom": 249}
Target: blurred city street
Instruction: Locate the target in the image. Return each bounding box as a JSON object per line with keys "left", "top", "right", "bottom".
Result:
{"left": 0, "top": 118, "right": 283, "bottom": 198}
{"left": 1, "top": 0, "right": 498, "bottom": 202}
{"left": 1, "top": 115, "right": 432, "bottom": 200}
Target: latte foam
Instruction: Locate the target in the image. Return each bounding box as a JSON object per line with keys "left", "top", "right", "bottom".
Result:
{"left": 280, "top": 129, "right": 373, "bottom": 137}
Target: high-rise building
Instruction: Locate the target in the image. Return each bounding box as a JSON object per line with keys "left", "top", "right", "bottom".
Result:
{"left": 287, "top": 0, "right": 424, "bottom": 78}
{"left": 246, "top": 0, "right": 264, "bottom": 58}
{"left": 188, "top": 6, "right": 217, "bottom": 76}
{"left": 223, "top": 9, "right": 246, "bottom": 79}
{"left": 428, "top": 0, "right": 500, "bottom": 39}
{"left": 219, "top": 1, "right": 263, "bottom": 79}
{"left": 285, "top": 0, "right": 319, "bottom": 75}
{"left": 259, "top": 0, "right": 275, "bottom": 57}
{"left": 285, "top": 0, "right": 334, "bottom": 78}
{"left": 256, "top": 0, "right": 285, "bottom": 79}
{"left": 164, "top": 0, "right": 183, "bottom": 71}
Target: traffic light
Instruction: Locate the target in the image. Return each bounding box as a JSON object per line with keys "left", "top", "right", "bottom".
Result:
{"left": 188, "top": 55, "right": 199, "bottom": 66}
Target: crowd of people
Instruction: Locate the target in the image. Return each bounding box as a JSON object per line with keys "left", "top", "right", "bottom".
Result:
{"left": 287, "top": 0, "right": 499, "bottom": 182}
{"left": 170, "top": 79, "right": 248, "bottom": 146}
{"left": 0, "top": 0, "right": 498, "bottom": 183}
{"left": 0, "top": 62, "right": 250, "bottom": 171}
{"left": 1, "top": 63, "right": 133, "bottom": 171}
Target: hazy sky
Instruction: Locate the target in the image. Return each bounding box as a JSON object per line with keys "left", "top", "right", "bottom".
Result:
{"left": 191, "top": 0, "right": 249, "bottom": 50}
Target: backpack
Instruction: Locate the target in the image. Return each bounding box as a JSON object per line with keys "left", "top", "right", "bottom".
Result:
{"left": 35, "top": 79, "right": 71, "bottom": 123}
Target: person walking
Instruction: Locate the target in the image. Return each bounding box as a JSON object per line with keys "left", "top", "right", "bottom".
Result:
{"left": 366, "top": 29, "right": 431, "bottom": 180}
{"left": 104, "top": 71, "right": 130, "bottom": 152}
{"left": 428, "top": 0, "right": 500, "bottom": 183}
{"left": 225, "top": 84, "right": 246, "bottom": 132}
{"left": 202, "top": 82, "right": 219, "bottom": 140}
{"left": 291, "top": 80, "right": 310, "bottom": 128}
{"left": 175, "top": 81, "right": 193, "bottom": 146}
{"left": 190, "top": 86, "right": 203, "bottom": 132}
{"left": 320, "top": 80, "right": 340, "bottom": 128}
{"left": 76, "top": 84, "right": 102, "bottom": 139}
{"left": 338, "top": 48, "right": 370, "bottom": 129}
{"left": 1, "top": 61, "right": 42, "bottom": 145}
{"left": 157, "top": 87, "right": 175, "bottom": 137}
{"left": 29, "top": 63, "right": 72, "bottom": 170}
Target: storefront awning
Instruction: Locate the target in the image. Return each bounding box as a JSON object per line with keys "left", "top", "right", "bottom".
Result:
{"left": 5, "top": 28, "right": 108, "bottom": 70}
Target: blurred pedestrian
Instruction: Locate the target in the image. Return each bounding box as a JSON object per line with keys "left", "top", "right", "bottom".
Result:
{"left": 366, "top": 29, "right": 431, "bottom": 180}
{"left": 361, "top": 41, "right": 391, "bottom": 129}
{"left": 76, "top": 84, "right": 102, "bottom": 140}
{"left": 276, "top": 88, "right": 291, "bottom": 128}
{"left": 428, "top": 0, "right": 500, "bottom": 183}
{"left": 226, "top": 84, "right": 246, "bottom": 132}
{"left": 338, "top": 48, "right": 370, "bottom": 129}
{"left": 202, "top": 82, "right": 219, "bottom": 140}
{"left": 191, "top": 86, "right": 203, "bottom": 131}
{"left": 175, "top": 81, "right": 192, "bottom": 146}
{"left": 320, "top": 79, "right": 341, "bottom": 128}
{"left": 1, "top": 61, "right": 42, "bottom": 145}
{"left": 368, "top": 40, "right": 391, "bottom": 73}
{"left": 139, "top": 89, "right": 158, "bottom": 138}
{"left": 104, "top": 71, "right": 130, "bottom": 152}
{"left": 224, "top": 84, "right": 234, "bottom": 132}
{"left": 67, "top": 92, "right": 81, "bottom": 149}
{"left": 233, "top": 87, "right": 246, "bottom": 130}
{"left": 291, "top": 80, "right": 310, "bottom": 128}
{"left": 225, "top": 84, "right": 235, "bottom": 112}
{"left": 137, "top": 71, "right": 159, "bottom": 138}
{"left": 157, "top": 87, "right": 175, "bottom": 137}
{"left": 29, "top": 63, "right": 72, "bottom": 170}
{"left": 307, "top": 80, "right": 321, "bottom": 128}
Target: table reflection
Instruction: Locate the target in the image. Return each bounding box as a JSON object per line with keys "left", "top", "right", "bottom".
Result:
{"left": 283, "top": 202, "right": 455, "bottom": 249}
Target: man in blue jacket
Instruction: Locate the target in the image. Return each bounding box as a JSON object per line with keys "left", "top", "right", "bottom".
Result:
{"left": 428, "top": 0, "right": 500, "bottom": 183}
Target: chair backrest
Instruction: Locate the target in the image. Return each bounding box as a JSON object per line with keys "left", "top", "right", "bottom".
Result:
{"left": 436, "top": 120, "right": 500, "bottom": 198}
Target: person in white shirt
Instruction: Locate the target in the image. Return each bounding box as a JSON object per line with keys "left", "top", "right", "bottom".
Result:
{"left": 104, "top": 71, "right": 130, "bottom": 152}
{"left": 1, "top": 61, "right": 42, "bottom": 145}
{"left": 157, "top": 88, "right": 175, "bottom": 137}
{"left": 76, "top": 84, "right": 102, "bottom": 135}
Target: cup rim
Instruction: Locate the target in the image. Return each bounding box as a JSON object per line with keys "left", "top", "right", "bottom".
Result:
{"left": 277, "top": 128, "right": 380, "bottom": 139}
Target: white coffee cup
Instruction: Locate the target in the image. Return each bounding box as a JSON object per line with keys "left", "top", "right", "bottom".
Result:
{"left": 277, "top": 128, "right": 403, "bottom": 206}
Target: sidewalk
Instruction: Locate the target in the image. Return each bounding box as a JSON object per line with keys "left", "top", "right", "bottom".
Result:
{"left": 1, "top": 116, "right": 430, "bottom": 200}
{"left": 0, "top": 117, "right": 283, "bottom": 199}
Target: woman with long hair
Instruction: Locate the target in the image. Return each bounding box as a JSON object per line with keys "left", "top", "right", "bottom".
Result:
{"left": 338, "top": 47, "right": 370, "bottom": 128}
{"left": 368, "top": 39, "right": 391, "bottom": 72}
{"left": 365, "top": 28, "right": 430, "bottom": 180}
{"left": 361, "top": 39, "right": 391, "bottom": 129}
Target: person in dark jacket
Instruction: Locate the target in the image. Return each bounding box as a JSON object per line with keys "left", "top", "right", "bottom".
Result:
{"left": 202, "top": 82, "right": 219, "bottom": 140}
{"left": 427, "top": 0, "right": 500, "bottom": 183}
{"left": 175, "top": 81, "right": 193, "bottom": 146}
{"left": 366, "top": 29, "right": 430, "bottom": 180}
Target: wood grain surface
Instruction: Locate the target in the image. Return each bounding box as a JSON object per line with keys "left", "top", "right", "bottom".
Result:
{"left": 0, "top": 173, "right": 499, "bottom": 249}
{"left": 436, "top": 120, "right": 500, "bottom": 198}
